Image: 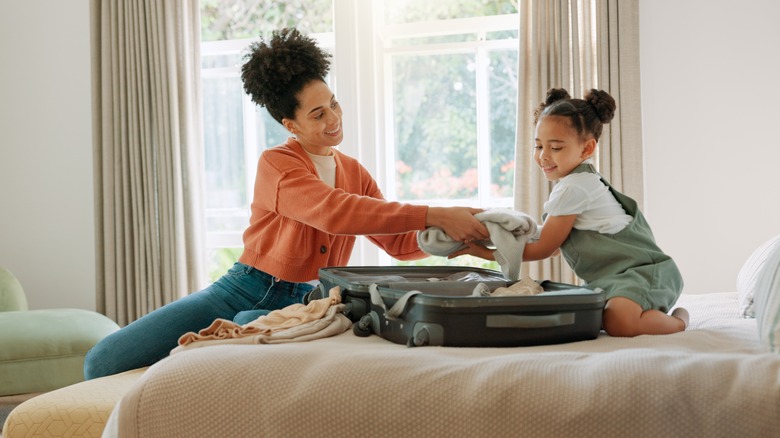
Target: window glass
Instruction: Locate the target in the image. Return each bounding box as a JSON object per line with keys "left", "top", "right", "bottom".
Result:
{"left": 488, "top": 49, "right": 517, "bottom": 198}
{"left": 391, "top": 34, "right": 477, "bottom": 46}
{"left": 201, "top": 53, "right": 243, "bottom": 69}
{"left": 390, "top": 29, "right": 518, "bottom": 47}
{"left": 252, "top": 107, "right": 290, "bottom": 158}
{"left": 202, "top": 75, "right": 246, "bottom": 212}
{"left": 486, "top": 29, "right": 518, "bottom": 40}
{"left": 392, "top": 52, "right": 478, "bottom": 202}
{"left": 200, "top": 0, "right": 333, "bottom": 41}
{"left": 383, "top": 0, "right": 518, "bottom": 24}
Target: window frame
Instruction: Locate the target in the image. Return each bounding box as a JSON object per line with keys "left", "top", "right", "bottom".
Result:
{"left": 376, "top": 14, "right": 519, "bottom": 206}
{"left": 199, "top": 0, "right": 519, "bottom": 269}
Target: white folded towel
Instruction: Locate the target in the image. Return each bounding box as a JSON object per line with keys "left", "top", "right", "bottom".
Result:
{"left": 417, "top": 208, "right": 539, "bottom": 280}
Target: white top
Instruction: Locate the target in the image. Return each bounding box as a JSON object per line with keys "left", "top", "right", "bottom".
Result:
{"left": 303, "top": 150, "right": 336, "bottom": 287}
{"left": 543, "top": 165, "right": 633, "bottom": 234}
{"left": 306, "top": 151, "right": 337, "bottom": 188}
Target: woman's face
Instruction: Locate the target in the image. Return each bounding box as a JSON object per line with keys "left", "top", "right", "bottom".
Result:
{"left": 283, "top": 80, "right": 343, "bottom": 155}
{"left": 533, "top": 115, "right": 595, "bottom": 181}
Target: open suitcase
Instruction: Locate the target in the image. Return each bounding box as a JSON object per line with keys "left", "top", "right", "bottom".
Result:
{"left": 309, "top": 266, "right": 605, "bottom": 347}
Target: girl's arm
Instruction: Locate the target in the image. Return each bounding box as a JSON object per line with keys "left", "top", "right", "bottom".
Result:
{"left": 448, "top": 214, "right": 576, "bottom": 262}
{"left": 521, "top": 214, "right": 576, "bottom": 261}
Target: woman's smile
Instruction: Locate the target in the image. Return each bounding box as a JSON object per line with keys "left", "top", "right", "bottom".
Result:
{"left": 325, "top": 124, "right": 341, "bottom": 136}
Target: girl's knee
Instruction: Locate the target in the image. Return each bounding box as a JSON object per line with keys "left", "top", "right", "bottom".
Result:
{"left": 602, "top": 310, "right": 640, "bottom": 337}
{"left": 602, "top": 297, "right": 643, "bottom": 337}
{"left": 603, "top": 297, "right": 687, "bottom": 336}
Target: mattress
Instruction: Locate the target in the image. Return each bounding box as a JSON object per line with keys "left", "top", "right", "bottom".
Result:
{"left": 103, "top": 292, "right": 780, "bottom": 438}
{"left": 2, "top": 367, "right": 147, "bottom": 438}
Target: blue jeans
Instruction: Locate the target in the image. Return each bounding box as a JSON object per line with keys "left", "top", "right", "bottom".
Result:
{"left": 83, "top": 263, "right": 314, "bottom": 380}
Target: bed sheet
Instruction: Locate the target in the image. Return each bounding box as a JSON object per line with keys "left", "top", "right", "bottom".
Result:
{"left": 104, "top": 292, "right": 780, "bottom": 438}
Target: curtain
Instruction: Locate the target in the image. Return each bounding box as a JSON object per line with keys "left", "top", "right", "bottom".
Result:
{"left": 90, "top": 0, "right": 206, "bottom": 326}
{"left": 514, "top": 0, "right": 642, "bottom": 284}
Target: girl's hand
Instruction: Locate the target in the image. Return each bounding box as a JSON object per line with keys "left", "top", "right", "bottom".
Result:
{"left": 447, "top": 241, "right": 495, "bottom": 261}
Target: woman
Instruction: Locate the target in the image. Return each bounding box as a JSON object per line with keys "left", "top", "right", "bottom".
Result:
{"left": 84, "top": 28, "right": 488, "bottom": 379}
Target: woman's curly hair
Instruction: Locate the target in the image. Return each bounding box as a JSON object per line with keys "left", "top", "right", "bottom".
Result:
{"left": 241, "top": 28, "right": 332, "bottom": 124}
{"left": 533, "top": 88, "right": 616, "bottom": 141}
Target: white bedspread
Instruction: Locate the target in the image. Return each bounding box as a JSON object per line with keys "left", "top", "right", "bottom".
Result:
{"left": 104, "top": 292, "right": 780, "bottom": 438}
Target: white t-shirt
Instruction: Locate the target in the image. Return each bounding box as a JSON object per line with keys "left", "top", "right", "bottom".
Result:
{"left": 304, "top": 150, "right": 336, "bottom": 287}
{"left": 543, "top": 168, "right": 633, "bottom": 234}
{"left": 306, "top": 151, "right": 337, "bottom": 188}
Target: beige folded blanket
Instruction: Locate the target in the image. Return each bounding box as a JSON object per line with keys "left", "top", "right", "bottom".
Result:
{"left": 472, "top": 277, "right": 544, "bottom": 297}
{"left": 172, "top": 286, "right": 350, "bottom": 354}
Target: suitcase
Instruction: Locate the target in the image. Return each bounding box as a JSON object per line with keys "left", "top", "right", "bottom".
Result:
{"left": 310, "top": 266, "right": 605, "bottom": 347}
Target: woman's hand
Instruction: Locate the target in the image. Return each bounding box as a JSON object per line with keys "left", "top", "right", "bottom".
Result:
{"left": 447, "top": 241, "right": 495, "bottom": 261}
{"left": 425, "top": 207, "right": 489, "bottom": 243}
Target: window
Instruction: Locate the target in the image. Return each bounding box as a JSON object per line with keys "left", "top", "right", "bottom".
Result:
{"left": 200, "top": 0, "right": 518, "bottom": 281}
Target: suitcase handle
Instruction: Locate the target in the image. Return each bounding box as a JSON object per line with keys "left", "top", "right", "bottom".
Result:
{"left": 486, "top": 312, "right": 575, "bottom": 328}
{"left": 368, "top": 284, "right": 420, "bottom": 320}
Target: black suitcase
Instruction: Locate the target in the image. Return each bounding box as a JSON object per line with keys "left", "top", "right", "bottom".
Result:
{"left": 311, "top": 266, "right": 605, "bottom": 347}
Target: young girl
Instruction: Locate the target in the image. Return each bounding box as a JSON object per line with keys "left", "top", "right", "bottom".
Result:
{"left": 84, "top": 28, "right": 488, "bottom": 379}
{"left": 452, "top": 88, "right": 688, "bottom": 337}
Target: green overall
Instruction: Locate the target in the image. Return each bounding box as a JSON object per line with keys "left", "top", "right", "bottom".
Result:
{"left": 555, "top": 163, "right": 683, "bottom": 312}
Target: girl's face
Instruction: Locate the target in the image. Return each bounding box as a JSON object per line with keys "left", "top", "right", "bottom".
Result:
{"left": 533, "top": 115, "right": 595, "bottom": 181}
{"left": 283, "top": 80, "right": 343, "bottom": 155}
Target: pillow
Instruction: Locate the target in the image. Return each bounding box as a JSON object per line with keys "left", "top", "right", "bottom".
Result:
{"left": 739, "top": 234, "right": 780, "bottom": 353}
{"left": 737, "top": 234, "right": 780, "bottom": 318}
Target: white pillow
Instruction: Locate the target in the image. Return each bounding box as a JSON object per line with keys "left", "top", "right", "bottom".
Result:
{"left": 739, "top": 234, "right": 780, "bottom": 352}
{"left": 737, "top": 235, "right": 780, "bottom": 318}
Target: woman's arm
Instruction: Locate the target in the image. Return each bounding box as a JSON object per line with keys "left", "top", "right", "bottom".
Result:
{"left": 259, "top": 155, "right": 427, "bottom": 235}
{"left": 425, "top": 206, "right": 488, "bottom": 242}
{"left": 367, "top": 207, "right": 490, "bottom": 261}
{"left": 366, "top": 231, "right": 427, "bottom": 261}
{"left": 260, "top": 148, "right": 487, "bottom": 240}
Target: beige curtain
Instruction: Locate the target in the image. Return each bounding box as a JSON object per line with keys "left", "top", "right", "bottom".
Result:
{"left": 90, "top": 0, "right": 206, "bottom": 326}
{"left": 515, "top": 0, "right": 643, "bottom": 283}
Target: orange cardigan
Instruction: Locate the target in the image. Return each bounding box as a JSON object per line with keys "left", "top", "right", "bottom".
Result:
{"left": 239, "top": 138, "right": 428, "bottom": 282}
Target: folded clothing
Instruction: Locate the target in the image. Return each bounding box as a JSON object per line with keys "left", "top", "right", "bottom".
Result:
{"left": 417, "top": 208, "right": 539, "bottom": 280}
{"left": 472, "top": 277, "right": 544, "bottom": 297}
{"left": 173, "top": 286, "right": 350, "bottom": 353}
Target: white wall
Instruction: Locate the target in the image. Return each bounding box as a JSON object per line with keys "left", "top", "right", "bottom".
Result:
{"left": 0, "top": 0, "right": 95, "bottom": 310}
{"left": 640, "top": 0, "right": 780, "bottom": 293}
{"left": 1, "top": 1, "right": 778, "bottom": 313}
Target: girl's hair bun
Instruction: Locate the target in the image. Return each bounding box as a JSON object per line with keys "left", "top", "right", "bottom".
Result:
{"left": 584, "top": 89, "right": 616, "bottom": 124}
{"left": 533, "top": 88, "right": 572, "bottom": 124}
{"left": 545, "top": 88, "right": 571, "bottom": 105}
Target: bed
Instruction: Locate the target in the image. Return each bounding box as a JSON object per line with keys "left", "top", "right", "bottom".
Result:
{"left": 5, "top": 235, "right": 778, "bottom": 438}
{"left": 100, "top": 289, "right": 780, "bottom": 438}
